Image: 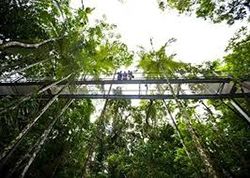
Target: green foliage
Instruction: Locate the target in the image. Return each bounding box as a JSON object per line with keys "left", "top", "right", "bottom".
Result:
{"left": 138, "top": 43, "right": 187, "bottom": 78}
{"left": 0, "top": 0, "right": 250, "bottom": 178}
{"left": 158, "top": 0, "right": 250, "bottom": 24}
{"left": 222, "top": 28, "right": 250, "bottom": 78}
{"left": 1, "top": 0, "right": 133, "bottom": 79}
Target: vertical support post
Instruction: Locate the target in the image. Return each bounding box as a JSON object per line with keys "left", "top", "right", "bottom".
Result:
{"left": 139, "top": 83, "right": 141, "bottom": 95}
{"left": 176, "top": 83, "right": 181, "bottom": 96}
{"left": 230, "top": 99, "right": 250, "bottom": 123}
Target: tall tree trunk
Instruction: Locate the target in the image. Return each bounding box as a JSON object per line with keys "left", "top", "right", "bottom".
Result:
{"left": 81, "top": 71, "right": 116, "bottom": 178}
{"left": 0, "top": 83, "right": 69, "bottom": 169}
{"left": 81, "top": 102, "right": 109, "bottom": 178}
{"left": 159, "top": 65, "right": 224, "bottom": 178}
{"left": 163, "top": 100, "right": 204, "bottom": 176}
{"left": 163, "top": 100, "right": 191, "bottom": 159}
{"left": 6, "top": 141, "right": 36, "bottom": 178}
{"left": 81, "top": 142, "right": 95, "bottom": 178}
{"left": 201, "top": 100, "right": 247, "bottom": 176}
{"left": 187, "top": 122, "right": 221, "bottom": 177}
{"left": 6, "top": 99, "right": 74, "bottom": 178}
{"left": 20, "top": 99, "right": 74, "bottom": 178}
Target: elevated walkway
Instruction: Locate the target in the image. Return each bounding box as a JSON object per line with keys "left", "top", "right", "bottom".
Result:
{"left": 0, "top": 77, "right": 249, "bottom": 100}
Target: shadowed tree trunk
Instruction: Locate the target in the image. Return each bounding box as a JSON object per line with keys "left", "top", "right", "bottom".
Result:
{"left": 200, "top": 100, "right": 246, "bottom": 177}
{"left": 0, "top": 82, "right": 70, "bottom": 169}
{"left": 163, "top": 100, "right": 204, "bottom": 176}
{"left": 163, "top": 100, "right": 191, "bottom": 159}
{"left": 81, "top": 72, "right": 116, "bottom": 178}
{"left": 159, "top": 64, "right": 225, "bottom": 178}
{"left": 6, "top": 99, "right": 74, "bottom": 178}
{"left": 20, "top": 99, "right": 74, "bottom": 178}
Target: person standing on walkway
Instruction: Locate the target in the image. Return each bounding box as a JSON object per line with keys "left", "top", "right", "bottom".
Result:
{"left": 117, "top": 71, "right": 122, "bottom": 80}
{"left": 123, "top": 71, "right": 128, "bottom": 80}
{"left": 128, "top": 70, "right": 134, "bottom": 80}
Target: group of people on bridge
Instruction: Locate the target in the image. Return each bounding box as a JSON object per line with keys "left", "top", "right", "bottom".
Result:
{"left": 117, "top": 70, "right": 134, "bottom": 80}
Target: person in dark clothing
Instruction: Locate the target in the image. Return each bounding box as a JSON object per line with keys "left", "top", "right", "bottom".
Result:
{"left": 123, "top": 71, "right": 128, "bottom": 80}
{"left": 117, "top": 71, "right": 122, "bottom": 80}
{"left": 128, "top": 70, "right": 134, "bottom": 80}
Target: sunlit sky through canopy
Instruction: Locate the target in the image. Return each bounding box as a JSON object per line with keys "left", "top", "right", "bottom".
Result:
{"left": 70, "top": 0, "right": 246, "bottom": 119}
{"left": 72, "top": 0, "right": 245, "bottom": 64}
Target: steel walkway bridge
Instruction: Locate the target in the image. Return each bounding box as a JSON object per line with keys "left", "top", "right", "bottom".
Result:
{"left": 1, "top": 77, "right": 250, "bottom": 122}
{"left": 0, "top": 77, "right": 249, "bottom": 100}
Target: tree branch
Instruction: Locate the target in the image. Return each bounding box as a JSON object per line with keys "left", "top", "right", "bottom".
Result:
{"left": 0, "top": 38, "right": 60, "bottom": 50}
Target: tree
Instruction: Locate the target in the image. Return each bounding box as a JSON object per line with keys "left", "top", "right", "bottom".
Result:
{"left": 220, "top": 27, "right": 250, "bottom": 78}
{"left": 0, "top": 1, "right": 132, "bottom": 177}
{"left": 1, "top": 1, "right": 250, "bottom": 178}
{"left": 158, "top": 0, "right": 250, "bottom": 24}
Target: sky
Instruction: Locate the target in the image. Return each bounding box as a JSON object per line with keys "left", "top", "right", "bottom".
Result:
{"left": 71, "top": 0, "right": 244, "bottom": 64}
{"left": 70, "top": 0, "right": 246, "bottom": 121}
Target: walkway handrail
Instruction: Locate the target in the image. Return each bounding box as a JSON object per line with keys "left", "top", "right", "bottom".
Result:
{"left": 1, "top": 77, "right": 244, "bottom": 86}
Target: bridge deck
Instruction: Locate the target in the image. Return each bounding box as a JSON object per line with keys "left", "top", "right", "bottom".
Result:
{"left": 0, "top": 78, "right": 233, "bottom": 86}
{"left": 0, "top": 78, "right": 249, "bottom": 99}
